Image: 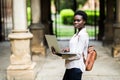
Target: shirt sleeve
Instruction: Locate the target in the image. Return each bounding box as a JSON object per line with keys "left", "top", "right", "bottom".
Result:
{"left": 78, "top": 34, "right": 89, "bottom": 60}
{"left": 76, "top": 34, "right": 89, "bottom": 60}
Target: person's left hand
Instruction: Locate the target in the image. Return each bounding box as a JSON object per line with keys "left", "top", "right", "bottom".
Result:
{"left": 51, "top": 46, "right": 57, "bottom": 54}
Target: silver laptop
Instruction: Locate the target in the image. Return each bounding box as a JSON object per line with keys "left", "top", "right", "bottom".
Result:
{"left": 45, "top": 35, "right": 76, "bottom": 55}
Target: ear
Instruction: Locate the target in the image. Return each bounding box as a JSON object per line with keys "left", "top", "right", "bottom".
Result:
{"left": 83, "top": 20, "right": 86, "bottom": 24}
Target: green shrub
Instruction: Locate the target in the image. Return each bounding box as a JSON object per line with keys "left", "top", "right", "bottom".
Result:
{"left": 60, "top": 9, "right": 74, "bottom": 25}
{"left": 84, "top": 10, "right": 99, "bottom": 25}
{"left": 27, "top": 7, "right": 31, "bottom": 25}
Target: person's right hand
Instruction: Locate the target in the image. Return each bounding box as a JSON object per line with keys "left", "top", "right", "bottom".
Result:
{"left": 51, "top": 46, "right": 57, "bottom": 54}
{"left": 62, "top": 47, "right": 70, "bottom": 52}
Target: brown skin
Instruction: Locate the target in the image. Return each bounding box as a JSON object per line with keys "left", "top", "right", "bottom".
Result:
{"left": 73, "top": 15, "right": 86, "bottom": 32}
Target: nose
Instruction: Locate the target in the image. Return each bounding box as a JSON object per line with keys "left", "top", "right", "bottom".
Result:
{"left": 74, "top": 21, "right": 78, "bottom": 24}
{"left": 74, "top": 21, "right": 77, "bottom": 23}
{"left": 74, "top": 20, "right": 78, "bottom": 23}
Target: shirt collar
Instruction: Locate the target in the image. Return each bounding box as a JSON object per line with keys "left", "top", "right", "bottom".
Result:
{"left": 77, "top": 27, "right": 86, "bottom": 35}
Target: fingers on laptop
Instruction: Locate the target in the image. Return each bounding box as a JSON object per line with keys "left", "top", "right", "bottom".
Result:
{"left": 62, "top": 47, "right": 70, "bottom": 52}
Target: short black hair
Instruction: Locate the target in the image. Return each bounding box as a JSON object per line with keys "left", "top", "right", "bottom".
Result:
{"left": 74, "top": 10, "right": 87, "bottom": 21}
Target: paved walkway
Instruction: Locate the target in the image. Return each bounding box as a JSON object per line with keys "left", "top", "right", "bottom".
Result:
{"left": 0, "top": 40, "right": 120, "bottom": 80}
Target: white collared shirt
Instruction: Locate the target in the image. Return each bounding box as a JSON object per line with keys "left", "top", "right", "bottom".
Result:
{"left": 62, "top": 27, "right": 89, "bottom": 72}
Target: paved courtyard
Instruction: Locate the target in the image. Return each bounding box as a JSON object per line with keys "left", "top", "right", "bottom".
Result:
{"left": 0, "top": 40, "right": 120, "bottom": 80}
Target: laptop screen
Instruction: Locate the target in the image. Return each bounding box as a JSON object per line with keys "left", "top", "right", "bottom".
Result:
{"left": 45, "top": 35, "right": 60, "bottom": 53}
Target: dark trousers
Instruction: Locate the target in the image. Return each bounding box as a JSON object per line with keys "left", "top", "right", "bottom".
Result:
{"left": 63, "top": 68, "right": 83, "bottom": 80}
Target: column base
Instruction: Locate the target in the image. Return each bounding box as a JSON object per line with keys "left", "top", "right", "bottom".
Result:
{"left": 29, "top": 23, "right": 46, "bottom": 56}
{"left": 112, "top": 45, "right": 120, "bottom": 57}
{"left": 32, "top": 45, "right": 46, "bottom": 56}
{"left": 7, "top": 62, "right": 36, "bottom": 70}
{"left": 7, "top": 62, "right": 37, "bottom": 80}
{"left": 103, "top": 21, "right": 114, "bottom": 45}
{"left": 8, "top": 31, "right": 33, "bottom": 64}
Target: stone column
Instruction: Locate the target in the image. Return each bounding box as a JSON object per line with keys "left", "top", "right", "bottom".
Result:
{"left": 29, "top": 0, "right": 46, "bottom": 56}
{"left": 41, "top": 0, "right": 53, "bottom": 35}
{"left": 7, "top": 0, "right": 36, "bottom": 80}
{"left": 103, "top": 0, "right": 114, "bottom": 45}
{"left": 98, "top": 0, "right": 105, "bottom": 41}
{"left": 112, "top": 0, "right": 120, "bottom": 57}
{"left": 0, "top": 0, "right": 2, "bottom": 41}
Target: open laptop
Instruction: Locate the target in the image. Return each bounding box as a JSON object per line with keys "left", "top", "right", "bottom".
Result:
{"left": 45, "top": 35, "right": 76, "bottom": 55}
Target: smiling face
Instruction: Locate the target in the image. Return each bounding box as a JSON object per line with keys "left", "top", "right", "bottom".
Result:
{"left": 73, "top": 15, "right": 86, "bottom": 29}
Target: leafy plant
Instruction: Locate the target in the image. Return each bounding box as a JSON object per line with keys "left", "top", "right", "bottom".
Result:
{"left": 27, "top": 7, "right": 31, "bottom": 26}
{"left": 60, "top": 9, "right": 74, "bottom": 25}
{"left": 53, "top": 25, "right": 98, "bottom": 37}
{"left": 84, "top": 10, "right": 100, "bottom": 25}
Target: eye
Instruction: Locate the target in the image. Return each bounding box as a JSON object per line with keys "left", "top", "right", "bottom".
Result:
{"left": 74, "top": 19, "right": 81, "bottom": 22}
